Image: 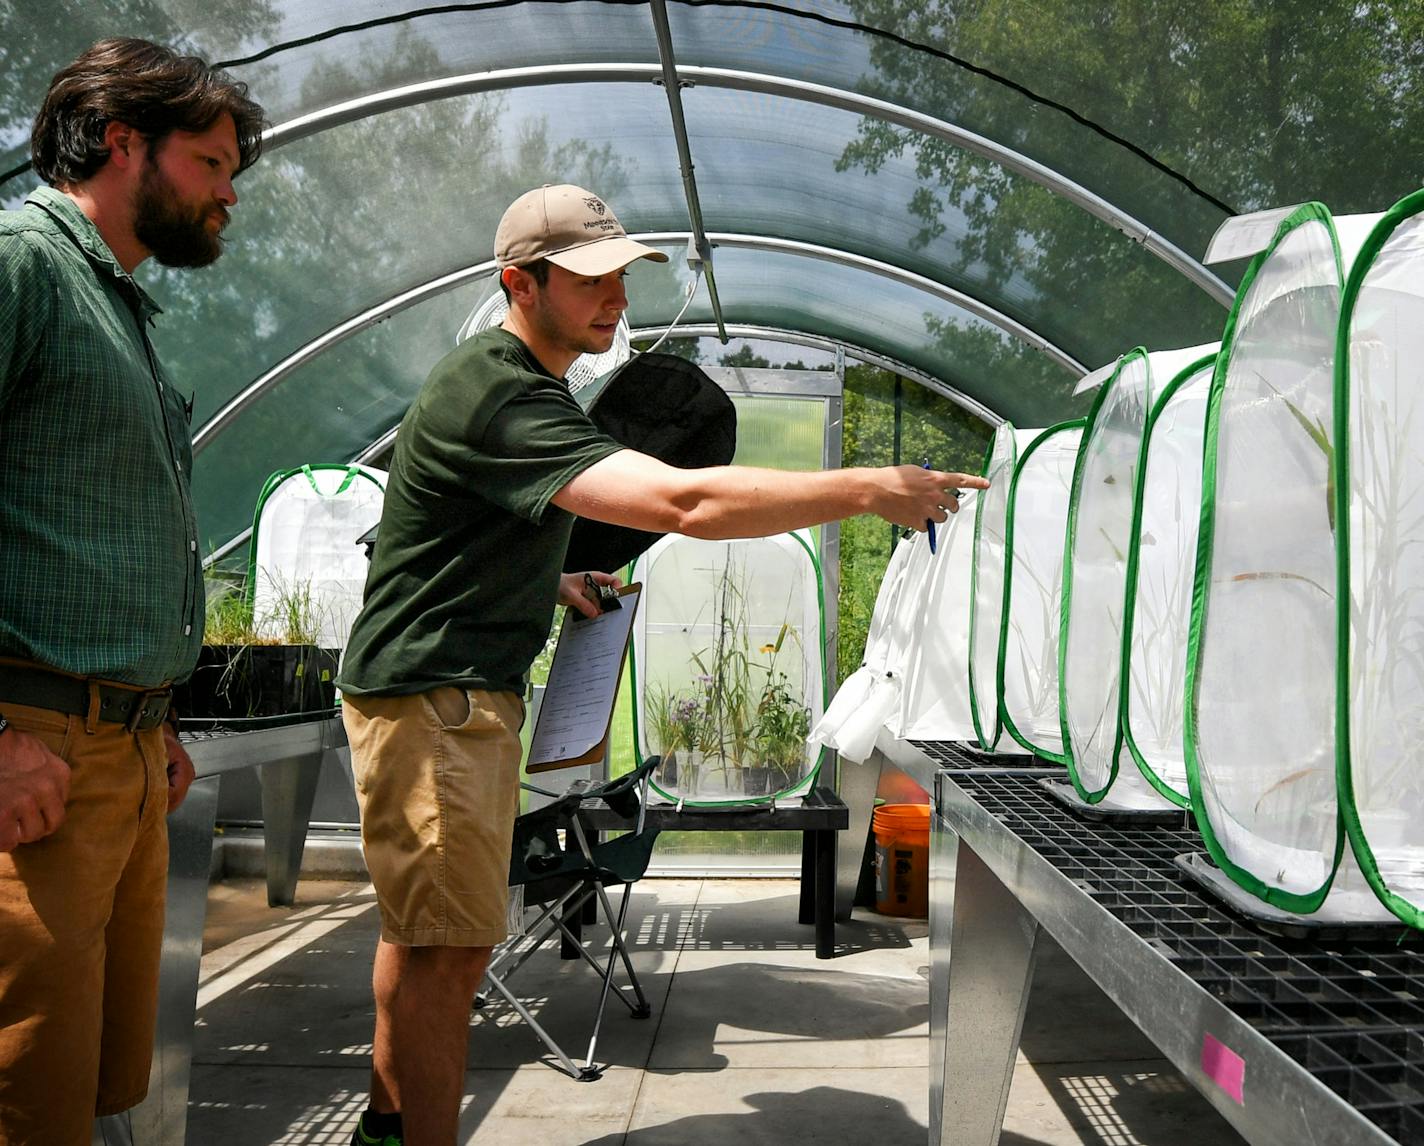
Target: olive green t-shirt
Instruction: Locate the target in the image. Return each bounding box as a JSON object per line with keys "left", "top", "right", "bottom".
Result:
{"left": 337, "top": 328, "right": 621, "bottom": 696}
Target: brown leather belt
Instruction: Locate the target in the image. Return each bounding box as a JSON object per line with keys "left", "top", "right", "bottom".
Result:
{"left": 0, "top": 662, "right": 172, "bottom": 731}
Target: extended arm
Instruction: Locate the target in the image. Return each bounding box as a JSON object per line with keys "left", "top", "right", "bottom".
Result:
{"left": 552, "top": 449, "right": 989, "bottom": 541}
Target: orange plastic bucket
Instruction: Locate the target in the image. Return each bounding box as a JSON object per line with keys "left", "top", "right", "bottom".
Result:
{"left": 873, "top": 803, "right": 931, "bottom": 917}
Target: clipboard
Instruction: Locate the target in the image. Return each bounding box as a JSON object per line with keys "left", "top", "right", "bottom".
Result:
{"left": 526, "top": 582, "right": 641, "bottom": 772}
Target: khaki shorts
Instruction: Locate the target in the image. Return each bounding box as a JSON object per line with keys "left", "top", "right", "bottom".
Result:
{"left": 343, "top": 687, "right": 524, "bottom": 948}
{"left": 0, "top": 701, "right": 170, "bottom": 1146}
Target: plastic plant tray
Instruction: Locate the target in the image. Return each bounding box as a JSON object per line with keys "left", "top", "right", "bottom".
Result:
{"left": 944, "top": 772, "right": 1424, "bottom": 1143}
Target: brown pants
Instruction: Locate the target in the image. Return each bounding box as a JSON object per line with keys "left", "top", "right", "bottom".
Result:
{"left": 0, "top": 700, "right": 169, "bottom": 1146}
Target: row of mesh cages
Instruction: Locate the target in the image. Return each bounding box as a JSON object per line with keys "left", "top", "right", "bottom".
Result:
{"left": 630, "top": 531, "right": 827, "bottom": 805}
{"left": 842, "top": 190, "right": 1424, "bottom": 929}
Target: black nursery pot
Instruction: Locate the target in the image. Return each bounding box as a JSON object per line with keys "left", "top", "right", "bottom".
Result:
{"left": 174, "top": 644, "right": 339, "bottom": 721}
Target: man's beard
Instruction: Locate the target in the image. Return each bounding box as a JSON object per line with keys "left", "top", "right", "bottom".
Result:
{"left": 132, "top": 157, "right": 227, "bottom": 269}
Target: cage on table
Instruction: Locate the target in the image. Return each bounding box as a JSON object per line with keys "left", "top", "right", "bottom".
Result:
{"left": 632, "top": 530, "right": 825, "bottom": 804}
{"left": 998, "top": 421, "right": 1086, "bottom": 764}
{"left": 1058, "top": 345, "right": 1217, "bottom": 814}
{"left": 1119, "top": 350, "right": 1218, "bottom": 809}
{"left": 967, "top": 423, "right": 1038, "bottom": 754}
{"left": 248, "top": 463, "right": 387, "bottom": 649}
{"left": 1337, "top": 189, "right": 1424, "bottom": 930}
{"left": 1183, "top": 203, "right": 1392, "bottom": 924}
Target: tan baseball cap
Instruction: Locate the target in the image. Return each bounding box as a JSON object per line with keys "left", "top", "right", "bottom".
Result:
{"left": 495, "top": 184, "right": 669, "bottom": 276}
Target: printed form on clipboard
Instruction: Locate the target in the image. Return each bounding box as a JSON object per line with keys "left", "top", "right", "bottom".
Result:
{"left": 526, "top": 582, "right": 641, "bottom": 772}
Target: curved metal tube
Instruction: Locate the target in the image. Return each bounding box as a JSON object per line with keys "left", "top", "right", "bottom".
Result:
{"left": 192, "top": 231, "right": 1064, "bottom": 452}
{"left": 263, "top": 62, "right": 1231, "bottom": 306}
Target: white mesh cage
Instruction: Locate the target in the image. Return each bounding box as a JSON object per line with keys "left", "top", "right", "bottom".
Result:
{"left": 968, "top": 423, "right": 1035, "bottom": 752}
{"left": 900, "top": 490, "right": 981, "bottom": 742}
{"left": 249, "top": 464, "right": 387, "bottom": 649}
{"left": 633, "top": 531, "right": 825, "bottom": 803}
{"left": 1001, "top": 422, "right": 1084, "bottom": 761}
{"left": 1120, "top": 354, "right": 1217, "bottom": 807}
{"left": 1062, "top": 346, "right": 1216, "bottom": 809}
{"left": 811, "top": 533, "right": 917, "bottom": 762}
{"left": 1187, "top": 205, "right": 1389, "bottom": 918}
{"left": 1339, "top": 191, "right": 1424, "bottom": 928}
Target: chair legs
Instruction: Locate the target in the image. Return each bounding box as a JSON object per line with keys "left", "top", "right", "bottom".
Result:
{"left": 477, "top": 878, "right": 652, "bottom": 1080}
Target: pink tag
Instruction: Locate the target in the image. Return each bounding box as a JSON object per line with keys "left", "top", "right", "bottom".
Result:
{"left": 1201, "top": 1033, "right": 1245, "bottom": 1104}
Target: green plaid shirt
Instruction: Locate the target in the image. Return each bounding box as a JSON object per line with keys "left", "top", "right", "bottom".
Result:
{"left": 0, "top": 188, "right": 203, "bottom": 686}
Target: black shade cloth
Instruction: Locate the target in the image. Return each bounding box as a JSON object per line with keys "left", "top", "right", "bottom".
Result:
{"left": 563, "top": 351, "right": 737, "bottom": 574}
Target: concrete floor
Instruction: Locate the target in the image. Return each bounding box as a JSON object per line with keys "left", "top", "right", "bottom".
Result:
{"left": 188, "top": 877, "right": 1247, "bottom": 1145}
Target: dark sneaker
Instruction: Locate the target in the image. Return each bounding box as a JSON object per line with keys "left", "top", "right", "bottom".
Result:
{"left": 351, "top": 1112, "right": 402, "bottom": 1146}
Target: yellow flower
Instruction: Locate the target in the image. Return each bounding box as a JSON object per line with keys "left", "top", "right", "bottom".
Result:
{"left": 759, "top": 644, "right": 776, "bottom": 654}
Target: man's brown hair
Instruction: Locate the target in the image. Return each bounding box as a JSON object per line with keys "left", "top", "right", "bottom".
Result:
{"left": 31, "top": 37, "right": 266, "bottom": 187}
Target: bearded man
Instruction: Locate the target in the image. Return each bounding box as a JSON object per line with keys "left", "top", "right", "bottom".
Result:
{"left": 0, "top": 38, "right": 264, "bottom": 1146}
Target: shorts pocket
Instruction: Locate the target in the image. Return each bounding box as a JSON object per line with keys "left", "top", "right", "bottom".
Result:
{"left": 424, "top": 686, "right": 473, "bottom": 731}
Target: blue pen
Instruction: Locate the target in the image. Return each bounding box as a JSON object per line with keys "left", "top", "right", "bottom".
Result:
{"left": 922, "top": 457, "right": 936, "bottom": 554}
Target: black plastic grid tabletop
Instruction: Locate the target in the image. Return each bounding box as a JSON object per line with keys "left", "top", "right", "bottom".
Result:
{"left": 942, "top": 770, "right": 1424, "bottom": 1145}
{"left": 911, "top": 739, "right": 1063, "bottom": 770}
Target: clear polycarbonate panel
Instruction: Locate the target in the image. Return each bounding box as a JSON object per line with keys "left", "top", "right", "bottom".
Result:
{"left": 1122, "top": 362, "right": 1214, "bottom": 805}
{"left": 632, "top": 532, "right": 823, "bottom": 804}
{"left": 1001, "top": 422, "right": 1082, "bottom": 761}
{"left": 968, "top": 423, "right": 1018, "bottom": 749}
{"left": 1341, "top": 199, "right": 1424, "bottom": 925}
{"left": 1060, "top": 352, "right": 1163, "bottom": 805}
{"left": 727, "top": 394, "right": 825, "bottom": 471}
{"left": 1189, "top": 212, "right": 1345, "bottom": 908}
{"left": 900, "top": 489, "right": 979, "bottom": 742}
{"left": 249, "top": 465, "right": 386, "bottom": 649}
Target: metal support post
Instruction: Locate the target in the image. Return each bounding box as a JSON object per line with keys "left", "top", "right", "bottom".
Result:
{"left": 258, "top": 744, "right": 327, "bottom": 906}
{"left": 935, "top": 833, "right": 1040, "bottom": 1145}
{"left": 834, "top": 748, "right": 884, "bottom": 920}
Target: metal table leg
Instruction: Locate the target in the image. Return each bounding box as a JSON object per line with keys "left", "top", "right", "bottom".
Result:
{"left": 935, "top": 830, "right": 1040, "bottom": 1146}
{"left": 834, "top": 749, "right": 884, "bottom": 920}
{"left": 928, "top": 809, "right": 959, "bottom": 1145}
{"left": 96, "top": 775, "right": 222, "bottom": 1146}
{"left": 258, "top": 744, "right": 327, "bottom": 906}
{"left": 814, "top": 828, "right": 836, "bottom": 959}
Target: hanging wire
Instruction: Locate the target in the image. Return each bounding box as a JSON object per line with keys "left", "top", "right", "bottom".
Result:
{"left": 637, "top": 268, "right": 703, "bottom": 357}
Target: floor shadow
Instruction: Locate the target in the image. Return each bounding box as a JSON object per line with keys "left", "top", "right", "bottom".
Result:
{"left": 634, "top": 890, "right": 919, "bottom": 955}
{"left": 570, "top": 1084, "right": 1053, "bottom": 1146}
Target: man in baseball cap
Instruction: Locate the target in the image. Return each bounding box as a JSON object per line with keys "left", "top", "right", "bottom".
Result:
{"left": 495, "top": 182, "right": 667, "bottom": 276}
{"left": 338, "top": 183, "right": 984, "bottom": 1145}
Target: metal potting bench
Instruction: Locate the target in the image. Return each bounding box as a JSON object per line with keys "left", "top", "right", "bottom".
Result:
{"left": 876, "top": 737, "right": 1424, "bottom": 1146}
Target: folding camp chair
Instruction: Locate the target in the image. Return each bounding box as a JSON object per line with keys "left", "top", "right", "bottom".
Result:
{"left": 477, "top": 756, "right": 662, "bottom": 1080}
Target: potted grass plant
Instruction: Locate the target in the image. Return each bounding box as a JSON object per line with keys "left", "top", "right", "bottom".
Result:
{"left": 174, "top": 574, "right": 340, "bottom": 724}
